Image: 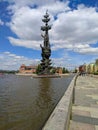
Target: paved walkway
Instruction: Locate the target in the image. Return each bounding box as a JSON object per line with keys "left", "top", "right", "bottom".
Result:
{"left": 70, "top": 75, "right": 98, "bottom": 130}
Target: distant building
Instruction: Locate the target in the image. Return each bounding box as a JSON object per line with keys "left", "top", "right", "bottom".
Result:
{"left": 19, "top": 64, "right": 36, "bottom": 74}
{"left": 56, "top": 67, "right": 63, "bottom": 74}
{"left": 88, "top": 63, "right": 95, "bottom": 74}
{"left": 78, "top": 64, "right": 87, "bottom": 74}
{"left": 78, "top": 59, "right": 98, "bottom": 74}
{"left": 79, "top": 65, "right": 85, "bottom": 73}
{"left": 85, "top": 64, "right": 89, "bottom": 73}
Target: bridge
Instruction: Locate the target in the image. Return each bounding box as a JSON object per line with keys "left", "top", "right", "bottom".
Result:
{"left": 42, "top": 74, "right": 98, "bottom": 130}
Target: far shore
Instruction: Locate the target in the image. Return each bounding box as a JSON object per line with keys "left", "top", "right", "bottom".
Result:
{"left": 16, "top": 73, "right": 70, "bottom": 77}
{"left": 16, "top": 73, "right": 37, "bottom": 76}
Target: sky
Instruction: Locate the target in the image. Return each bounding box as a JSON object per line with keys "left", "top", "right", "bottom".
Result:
{"left": 0, "top": 0, "right": 98, "bottom": 70}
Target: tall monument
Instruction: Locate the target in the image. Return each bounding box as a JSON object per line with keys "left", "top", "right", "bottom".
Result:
{"left": 39, "top": 11, "right": 52, "bottom": 74}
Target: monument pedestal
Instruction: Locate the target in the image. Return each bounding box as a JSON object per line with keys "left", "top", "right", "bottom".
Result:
{"left": 33, "top": 74, "right": 61, "bottom": 78}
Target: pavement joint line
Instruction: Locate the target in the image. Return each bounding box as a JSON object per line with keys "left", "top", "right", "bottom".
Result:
{"left": 77, "top": 87, "right": 98, "bottom": 90}
{"left": 73, "top": 106, "right": 98, "bottom": 112}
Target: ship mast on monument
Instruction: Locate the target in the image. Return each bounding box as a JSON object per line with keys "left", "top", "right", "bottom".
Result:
{"left": 39, "top": 10, "right": 52, "bottom": 74}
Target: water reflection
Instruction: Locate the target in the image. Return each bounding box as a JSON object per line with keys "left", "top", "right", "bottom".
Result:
{"left": 34, "top": 78, "right": 55, "bottom": 130}
{"left": 37, "top": 78, "right": 53, "bottom": 108}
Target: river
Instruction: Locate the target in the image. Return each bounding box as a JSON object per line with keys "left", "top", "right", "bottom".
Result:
{"left": 0, "top": 74, "right": 74, "bottom": 130}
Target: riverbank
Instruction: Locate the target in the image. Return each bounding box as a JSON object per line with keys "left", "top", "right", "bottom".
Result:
{"left": 16, "top": 73, "right": 70, "bottom": 77}
{"left": 70, "top": 75, "right": 98, "bottom": 130}
{"left": 16, "top": 73, "right": 37, "bottom": 76}
{"left": 42, "top": 75, "right": 77, "bottom": 130}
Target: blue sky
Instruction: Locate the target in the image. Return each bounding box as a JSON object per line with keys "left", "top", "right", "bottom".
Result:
{"left": 0, "top": 0, "right": 98, "bottom": 70}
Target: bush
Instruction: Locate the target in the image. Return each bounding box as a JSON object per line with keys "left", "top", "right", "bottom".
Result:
{"left": 94, "top": 72, "right": 98, "bottom": 75}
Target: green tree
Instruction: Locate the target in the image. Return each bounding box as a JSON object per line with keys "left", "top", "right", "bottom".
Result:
{"left": 95, "top": 59, "right": 98, "bottom": 65}
{"left": 65, "top": 69, "right": 69, "bottom": 73}
{"left": 50, "top": 68, "right": 56, "bottom": 74}
{"left": 36, "top": 64, "right": 41, "bottom": 74}
{"left": 62, "top": 67, "right": 66, "bottom": 73}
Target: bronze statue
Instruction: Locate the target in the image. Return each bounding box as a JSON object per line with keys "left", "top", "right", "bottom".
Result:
{"left": 39, "top": 11, "right": 52, "bottom": 74}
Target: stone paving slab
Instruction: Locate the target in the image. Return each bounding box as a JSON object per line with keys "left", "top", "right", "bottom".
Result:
{"left": 86, "top": 95, "right": 98, "bottom": 100}
{"left": 91, "top": 111, "right": 98, "bottom": 119}
{"left": 72, "top": 109, "right": 91, "bottom": 117}
{"left": 72, "top": 114, "right": 98, "bottom": 125}
{"left": 70, "top": 75, "right": 98, "bottom": 130}
{"left": 95, "top": 126, "right": 98, "bottom": 130}
{"left": 73, "top": 106, "right": 98, "bottom": 113}
{"left": 91, "top": 104, "right": 98, "bottom": 108}
{"left": 70, "top": 121, "right": 95, "bottom": 130}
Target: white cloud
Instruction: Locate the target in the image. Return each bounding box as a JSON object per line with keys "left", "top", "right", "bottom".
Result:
{"left": 39, "top": 1, "right": 70, "bottom": 15}
{"left": 50, "top": 5, "right": 98, "bottom": 54}
{"left": 0, "top": 19, "right": 4, "bottom": 25}
{"left": 5, "top": 0, "right": 57, "bottom": 6}
{"left": 6, "top": 0, "right": 61, "bottom": 14}
{"left": 8, "top": 37, "right": 41, "bottom": 49}
{"left": 0, "top": 52, "right": 39, "bottom": 70}
{"left": 0, "top": 51, "right": 76, "bottom": 70}
{"left": 6, "top": 1, "right": 70, "bottom": 49}
{"left": 51, "top": 56, "right": 79, "bottom": 69}
{"left": 3, "top": 51, "right": 10, "bottom": 54}
{"left": 76, "top": 47, "right": 98, "bottom": 54}
{"left": 8, "top": 7, "right": 42, "bottom": 40}
{"left": 1, "top": 50, "right": 95, "bottom": 70}
{"left": 4, "top": 0, "right": 98, "bottom": 55}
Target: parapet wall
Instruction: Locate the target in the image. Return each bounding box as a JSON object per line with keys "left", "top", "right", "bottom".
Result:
{"left": 42, "top": 75, "right": 77, "bottom": 130}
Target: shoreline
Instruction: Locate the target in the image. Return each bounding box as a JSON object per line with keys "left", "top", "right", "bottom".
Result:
{"left": 16, "top": 73, "right": 70, "bottom": 77}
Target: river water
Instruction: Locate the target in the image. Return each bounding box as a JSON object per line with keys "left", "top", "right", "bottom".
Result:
{"left": 0, "top": 74, "right": 74, "bottom": 130}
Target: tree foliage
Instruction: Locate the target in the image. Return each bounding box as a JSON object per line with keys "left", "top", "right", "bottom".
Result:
{"left": 62, "top": 67, "right": 69, "bottom": 73}
{"left": 36, "top": 64, "right": 41, "bottom": 74}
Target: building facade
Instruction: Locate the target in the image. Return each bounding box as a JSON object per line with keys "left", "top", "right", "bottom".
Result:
{"left": 19, "top": 64, "right": 36, "bottom": 74}
{"left": 87, "top": 63, "right": 95, "bottom": 74}
{"left": 78, "top": 59, "right": 98, "bottom": 74}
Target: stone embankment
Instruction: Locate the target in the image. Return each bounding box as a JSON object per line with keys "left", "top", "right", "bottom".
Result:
{"left": 42, "top": 75, "right": 77, "bottom": 130}
{"left": 42, "top": 74, "right": 98, "bottom": 130}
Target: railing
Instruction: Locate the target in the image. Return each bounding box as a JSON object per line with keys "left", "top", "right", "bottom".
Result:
{"left": 42, "top": 74, "right": 78, "bottom": 130}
